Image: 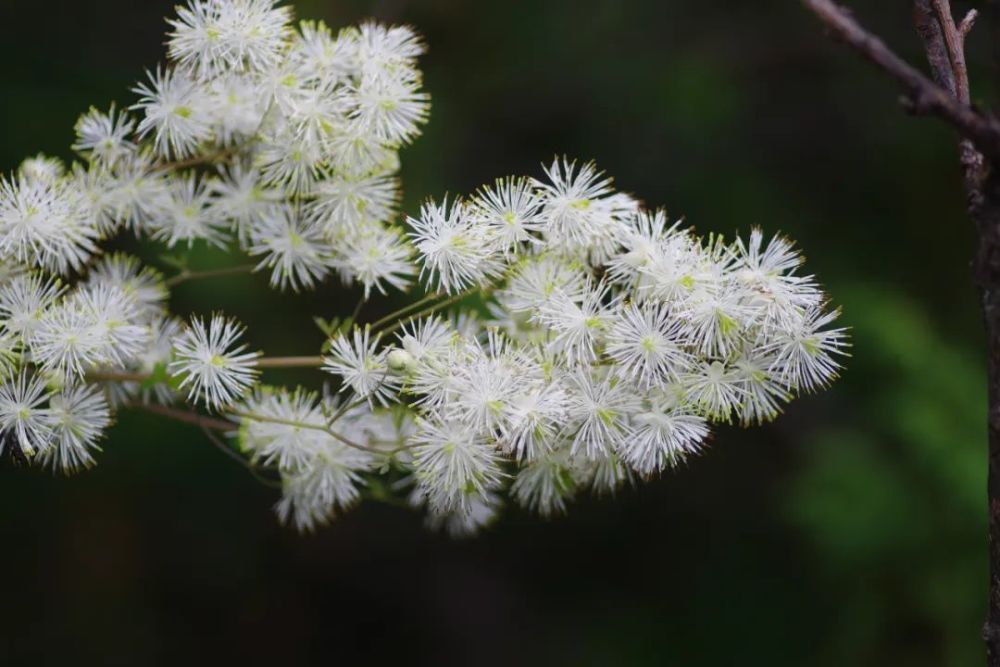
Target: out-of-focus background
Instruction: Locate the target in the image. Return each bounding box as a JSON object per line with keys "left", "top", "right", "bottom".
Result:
{"left": 0, "top": 0, "right": 988, "bottom": 665}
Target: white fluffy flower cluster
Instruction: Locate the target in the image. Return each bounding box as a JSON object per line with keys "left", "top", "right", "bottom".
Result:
{"left": 2, "top": 0, "right": 422, "bottom": 295}
{"left": 314, "top": 160, "right": 847, "bottom": 533}
{"left": 0, "top": 0, "right": 847, "bottom": 536}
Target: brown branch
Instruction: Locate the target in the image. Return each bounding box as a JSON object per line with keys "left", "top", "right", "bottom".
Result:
{"left": 254, "top": 356, "right": 325, "bottom": 369}
{"left": 802, "top": 0, "right": 1000, "bottom": 160}
{"left": 126, "top": 401, "right": 234, "bottom": 433}
{"left": 960, "top": 9, "right": 979, "bottom": 42}
{"left": 914, "top": 0, "right": 958, "bottom": 95}
{"left": 199, "top": 424, "right": 282, "bottom": 490}
{"left": 913, "top": 0, "right": 984, "bottom": 189}
{"left": 931, "top": 0, "right": 971, "bottom": 104}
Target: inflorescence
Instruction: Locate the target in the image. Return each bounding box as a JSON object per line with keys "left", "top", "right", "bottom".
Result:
{"left": 0, "top": 0, "right": 847, "bottom": 535}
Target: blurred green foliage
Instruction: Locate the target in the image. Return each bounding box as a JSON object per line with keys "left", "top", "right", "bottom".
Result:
{"left": 788, "top": 285, "right": 985, "bottom": 666}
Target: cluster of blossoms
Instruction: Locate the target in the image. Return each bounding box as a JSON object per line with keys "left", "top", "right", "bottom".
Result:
{"left": 0, "top": 0, "right": 847, "bottom": 535}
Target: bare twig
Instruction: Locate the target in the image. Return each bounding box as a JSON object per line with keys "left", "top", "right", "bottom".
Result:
{"left": 126, "top": 401, "right": 235, "bottom": 432}
{"left": 199, "top": 424, "right": 282, "bottom": 490}
{"left": 254, "top": 356, "right": 325, "bottom": 369}
{"left": 931, "top": 0, "right": 971, "bottom": 103}
{"left": 960, "top": 9, "right": 979, "bottom": 42}
{"left": 914, "top": 0, "right": 959, "bottom": 95}
{"left": 803, "top": 0, "right": 1000, "bottom": 159}
{"left": 165, "top": 263, "right": 256, "bottom": 288}
{"left": 913, "top": 0, "right": 984, "bottom": 188}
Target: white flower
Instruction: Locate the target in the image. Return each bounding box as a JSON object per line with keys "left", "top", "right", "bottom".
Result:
{"left": 349, "top": 67, "right": 429, "bottom": 146}
{"left": 32, "top": 284, "right": 148, "bottom": 379}
{"left": 208, "top": 164, "right": 283, "bottom": 244}
{"left": 248, "top": 207, "right": 334, "bottom": 291}
{"left": 638, "top": 231, "right": 705, "bottom": 304}
{"left": 534, "top": 281, "right": 615, "bottom": 363}
{"left": 322, "top": 326, "right": 398, "bottom": 405}
{"left": 105, "top": 151, "right": 170, "bottom": 233}
{"left": 70, "top": 164, "right": 121, "bottom": 236}
{"left": 132, "top": 67, "right": 213, "bottom": 158}
{"left": 79, "top": 283, "right": 151, "bottom": 370}
{"left": 684, "top": 286, "right": 753, "bottom": 358}
{"left": 684, "top": 360, "right": 744, "bottom": 421}
{"left": 766, "top": 306, "right": 849, "bottom": 392}
{"left": 238, "top": 387, "right": 331, "bottom": 471}
{"left": 500, "top": 383, "right": 569, "bottom": 459}
{"left": 451, "top": 353, "right": 519, "bottom": 435}
{"left": 170, "top": 314, "right": 261, "bottom": 411}
{"left": 330, "top": 221, "right": 415, "bottom": 299}
{"left": 564, "top": 369, "right": 637, "bottom": 459}
{"left": 424, "top": 489, "right": 501, "bottom": 537}
{"left": 356, "top": 22, "right": 425, "bottom": 71}
{"left": 152, "top": 174, "right": 229, "bottom": 248}
{"left": 511, "top": 450, "right": 575, "bottom": 517}
{"left": 73, "top": 104, "right": 136, "bottom": 166}
{"left": 324, "top": 122, "right": 396, "bottom": 177}
{"left": 623, "top": 407, "right": 709, "bottom": 475}
{"left": 168, "top": 0, "right": 293, "bottom": 80}
{"left": 0, "top": 372, "right": 52, "bottom": 457}
{"left": 534, "top": 158, "right": 634, "bottom": 260}
{"left": 310, "top": 173, "right": 399, "bottom": 234}
{"left": 18, "top": 155, "right": 66, "bottom": 185}
{"left": 469, "top": 177, "right": 544, "bottom": 255}
{"left": 0, "top": 272, "right": 64, "bottom": 340}
{"left": 256, "top": 125, "right": 326, "bottom": 194}
{"left": 85, "top": 253, "right": 168, "bottom": 321}
{"left": 501, "top": 254, "right": 587, "bottom": 314}
{"left": 411, "top": 416, "right": 503, "bottom": 515}
{"left": 408, "top": 196, "right": 502, "bottom": 294}
{"left": 396, "top": 316, "right": 453, "bottom": 363}
{"left": 285, "top": 85, "right": 351, "bottom": 146}
{"left": 733, "top": 349, "right": 789, "bottom": 425}
{"left": 290, "top": 20, "right": 359, "bottom": 86}
{"left": 607, "top": 302, "right": 690, "bottom": 388}
{"left": 275, "top": 439, "right": 373, "bottom": 531}
{"left": 207, "top": 74, "right": 268, "bottom": 144}
{"left": 31, "top": 297, "right": 100, "bottom": 378}
{"left": 38, "top": 385, "right": 111, "bottom": 473}
{"left": 606, "top": 209, "right": 683, "bottom": 291}
{"left": 0, "top": 175, "right": 99, "bottom": 275}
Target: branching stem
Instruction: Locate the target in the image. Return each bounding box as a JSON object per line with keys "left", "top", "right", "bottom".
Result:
{"left": 165, "top": 264, "right": 257, "bottom": 288}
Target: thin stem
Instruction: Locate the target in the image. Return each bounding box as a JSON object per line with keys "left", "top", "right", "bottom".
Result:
{"left": 255, "top": 356, "right": 325, "bottom": 369}
{"left": 153, "top": 147, "right": 236, "bottom": 173}
{"left": 199, "top": 424, "right": 282, "bottom": 490}
{"left": 126, "top": 401, "right": 234, "bottom": 433}
{"left": 229, "top": 409, "right": 373, "bottom": 453}
{"left": 327, "top": 395, "right": 368, "bottom": 426}
{"left": 369, "top": 291, "right": 442, "bottom": 331}
{"left": 165, "top": 264, "right": 256, "bottom": 288}
{"left": 379, "top": 285, "right": 494, "bottom": 337}
{"left": 90, "top": 370, "right": 149, "bottom": 383}
{"left": 124, "top": 402, "right": 280, "bottom": 489}
{"left": 349, "top": 294, "right": 366, "bottom": 323}
{"left": 90, "top": 356, "right": 325, "bottom": 384}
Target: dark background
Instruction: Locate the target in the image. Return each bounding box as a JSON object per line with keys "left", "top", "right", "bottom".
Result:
{"left": 0, "top": 0, "right": 989, "bottom": 665}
